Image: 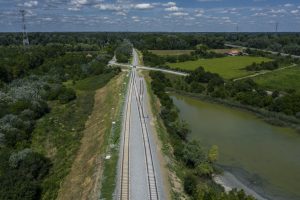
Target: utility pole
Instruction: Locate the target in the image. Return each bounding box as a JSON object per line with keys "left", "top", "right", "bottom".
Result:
{"left": 235, "top": 24, "right": 239, "bottom": 40}
{"left": 20, "top": 9, "right": 30, "bottom": 47}
{"left": 236, "top": 25, "right": 239, "bottom": 33}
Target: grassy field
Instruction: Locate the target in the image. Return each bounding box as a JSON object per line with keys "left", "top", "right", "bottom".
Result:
{"left": 210, "top": 48, "right": 242, "bottom": 54}
{"left": 149, "top": 50, "right": 194, "bottom": 56}
{"left": 167, "top": 56, "right": 272, "bottom": 79}
{"left": 31, "top": 72, "right": 118, "bottom": 200}
{"left": 253, "top": 66, "right": 300, "bottom": 94}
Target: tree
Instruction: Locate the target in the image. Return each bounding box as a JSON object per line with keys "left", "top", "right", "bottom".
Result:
{"left": 182, "top": 140, "right": 205, "bottom": 168}
{"left": 196, "top": 162, "right": 214, "bottom": 177}
{"left": 190, "top": 82, "right": 205, "bottom": 93}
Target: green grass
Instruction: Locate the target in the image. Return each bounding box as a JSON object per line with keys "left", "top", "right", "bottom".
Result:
{"left": 253, "top": 66, "right": 300, "bottom": 94}
{"left": 31, "top": 73, "right": 115, "bottom": 200}
{"left": 73, "top": 72, "right": 115, "bottom": 91}
{"left": 149, "top": 50, "right": 194, "bottom": 56}
{"left": 168, "top": 56, "right": 272, "bottom": 79}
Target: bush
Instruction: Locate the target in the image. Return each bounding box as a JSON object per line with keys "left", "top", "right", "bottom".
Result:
{"left": 190, "top": 82, "right": 205, "bottom": 93}
{"left": 9, "top": 100, "right": 31, "bottom": 114}
{"left": 58, "top": 87, "right": 76, "bottom": 104}
{"left": 184, "top": 173, "right": 198, "bottom": 195}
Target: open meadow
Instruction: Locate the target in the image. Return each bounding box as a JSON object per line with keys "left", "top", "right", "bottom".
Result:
{"left": 149, "top": 49, "right": 194, "bottom": 56}
{"left": 167, "top": 56, "right": 272, "bottom": 79}
{"left": 253, "top": 66, "right": 300, "bottom": 94}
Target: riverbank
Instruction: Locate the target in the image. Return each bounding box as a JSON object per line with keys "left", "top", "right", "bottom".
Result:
{"left": 167, "top": 89, "right": 300, "bottom": 132}
{"left": 213, "top": 172, "right": 268, "bottom": 200}
{"left": 171, "top": 93, "right": 300, "bottom": 200}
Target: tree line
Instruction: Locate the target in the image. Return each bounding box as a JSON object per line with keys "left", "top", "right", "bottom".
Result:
{"left": 172, "top": 67, "right": 300, "bottom": 118}
{"left": 143, "top": 48, "right": 224, "bottom": 68}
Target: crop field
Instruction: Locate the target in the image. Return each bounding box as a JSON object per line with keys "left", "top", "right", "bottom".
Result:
{"left": 167, "top": 56, "right": 272, "bottom": 79}
{"left": 149, "top": 50, "right": 194, "bottom": 56}
{"left": 253, "top": 66, "right": 300, "bottom": 94}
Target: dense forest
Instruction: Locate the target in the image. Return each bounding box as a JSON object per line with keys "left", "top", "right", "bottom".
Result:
{"left": 0, "top": 35, "right": 121, "bottom": 199}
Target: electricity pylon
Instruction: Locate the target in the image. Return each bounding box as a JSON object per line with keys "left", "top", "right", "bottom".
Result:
{"left": 20, "top": 9, "right": 29, "bottom": 47}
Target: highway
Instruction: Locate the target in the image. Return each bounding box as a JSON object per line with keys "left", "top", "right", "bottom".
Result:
{"left": 116, "top": 49, "right": 164, "bottom": 200}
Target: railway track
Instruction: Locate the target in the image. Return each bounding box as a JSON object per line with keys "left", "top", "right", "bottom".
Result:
{"left": 119, "top": 68, "right": 159, "bottom": 200}
{"left": 132, "top": 69, "right": 159, "bottom": 200}
{"left": 120, "top": 71, "right": 134, "bottom": 200}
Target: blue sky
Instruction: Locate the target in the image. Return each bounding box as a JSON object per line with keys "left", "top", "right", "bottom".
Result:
{"left": 0, "top": 0, "right": 300, "bottom": 32}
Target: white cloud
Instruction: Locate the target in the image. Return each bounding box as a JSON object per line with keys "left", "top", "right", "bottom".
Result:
{"left": 68, "top": 7, "right": 80, "bottom": 11}
{"left": 253, "top": 12, "right": 267, "bottom": 16}
{"left": 94, "top": 4, "right": 122, "bottom": 11}
{"left": 195, "top": 9, "right": 205, "bottom": 17}
{"left": 24, "top": 1, "right": 38, "bottom": 8}
{"left": 270, "top": 9, "right": 286, "bottom": 14}
{"left": 116, "top": 11, "right": 127, "bottom": 16}
{"left": 291, "top": 10, "right": 299, "bottom": 14}
{"left": 71, "top": 0, "right": 88, "bottom": 6}
{"left": 284, "top": 3, "right": 293, "bottom": 7}
{"left": 163, "top": 2, "right": 176, "bottom": 7}
{"left": 165, "top": 6, "right": 181, "bottom": 12}
{"left": 134, "top": 3, "right": 154, "bottom": 10}
{"left": 170, "top": 12, "right": 188, "bottom": 16}
{"left": 43, "top": 17, "right": 53, "bottom": 21}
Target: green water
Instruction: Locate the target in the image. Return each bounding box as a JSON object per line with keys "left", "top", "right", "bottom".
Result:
{"left": 171, "top": 94, "right": 300, "bottom": 200}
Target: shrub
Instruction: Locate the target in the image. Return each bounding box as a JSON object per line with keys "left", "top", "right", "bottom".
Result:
{"left": 184, "top": 173, "right": 198, "bottom": 195}
{"left": 58, "top": 87, "right": 76, "bottom": 104}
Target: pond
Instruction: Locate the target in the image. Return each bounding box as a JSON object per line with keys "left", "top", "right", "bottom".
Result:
{"left": 171, "top": 94, "right": 300, "bottom": 200}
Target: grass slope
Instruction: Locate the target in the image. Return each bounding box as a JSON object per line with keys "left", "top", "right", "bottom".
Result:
{"left": 168, "top": 56, "right": 272, "bottom": 79}
{"left": 253, "top": 66, "right": 300, "bottom": 94}
{"left": 149, "top": 50, "right": 194, "bottom": 56}
{"left": 31, "top": 72, "right": 116, "bottom": 200}
{"left": 58, "top": 73, "right": 127, "bottom": 200}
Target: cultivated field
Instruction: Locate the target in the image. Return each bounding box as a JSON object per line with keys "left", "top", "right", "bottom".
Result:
{"left": 167, "top": 56, "right": 272, "bottom": 79}
{"left": 253, "top": 66, "right": 300, "bottom": 94}
{"left": 149, "top": 50, "right": 194, "bottom": 56}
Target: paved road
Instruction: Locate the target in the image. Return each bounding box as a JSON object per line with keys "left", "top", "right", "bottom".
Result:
{"left": 116, "top": 49, "right": 165, "bottom": 200}
{"left": 225, "top": 43, "right": 300, "bottom": 59}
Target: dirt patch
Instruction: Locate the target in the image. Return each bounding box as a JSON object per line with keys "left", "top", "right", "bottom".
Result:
{"left": 57, "top": 73, "right": 125, "bottom": 200}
